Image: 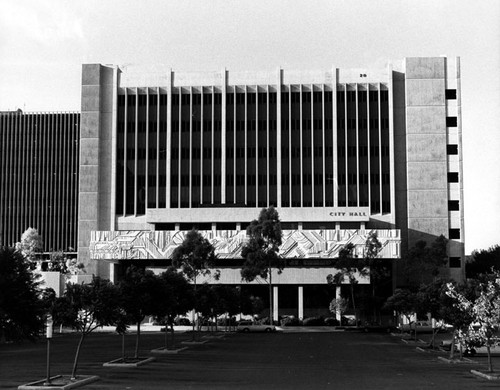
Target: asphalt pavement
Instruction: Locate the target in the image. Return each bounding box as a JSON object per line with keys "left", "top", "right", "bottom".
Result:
{"left": 1, "top": 329, "right": 499, "bottom": 389}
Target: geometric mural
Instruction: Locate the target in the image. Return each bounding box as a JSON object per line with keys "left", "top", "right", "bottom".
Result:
{"left": 90, "top": 229, "right": 400, "bottom": 261}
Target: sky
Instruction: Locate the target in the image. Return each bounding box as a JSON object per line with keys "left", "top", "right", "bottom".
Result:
{"left": 0, "top": 0, "right": 499, "bottom": 254}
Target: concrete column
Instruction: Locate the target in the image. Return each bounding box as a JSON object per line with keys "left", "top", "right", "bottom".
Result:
{"left": 109, "top": 263, "right": 118, "bottom": 284}
{"left": 273, "top": 286, "right": 279, "bottom": 322}
{"left": 332, "top": 67, "right": 339, "bottom": 207}
{"left": 298, "top": 286, "right": 304, "bottom": 320}
{"left": 336, "top": 286, "right": 342, "bottom": 321}
{"left": 221, "top": 69, "right": 227, "bottom": 203}
{"left": 166, "top": 69, "right": 172, "bottom": 208}
{"left": 276, "top": 68, "right": 282, "bottom": 207}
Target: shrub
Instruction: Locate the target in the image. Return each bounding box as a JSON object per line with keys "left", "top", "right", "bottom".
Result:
{"left": 324, "top": 317, "right": 340, "bottom": 326}
{"left": 280, "top": 316, "right": 301, "bottom": 327}
{"left": 303, "top": 316, "right": 324, "bottom": 326}
{"left": 217, "top": 316, "right": 237, "bottom": 326}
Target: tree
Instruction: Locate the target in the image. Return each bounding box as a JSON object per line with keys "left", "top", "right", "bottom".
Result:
{"left": 438, "top": 280, "right": 476, "bottom": 359}
{"left": 383, "top": 288, "right": 423, "bottom": 339}
{"left": 466, "top": 245, "right": 500, "bottom": 279}
{"left": 446, "top": 278, "right": 500, "bottom": 372}
{"left": 0, "top": 246, "right": 44, "bottom": 342}
{"left": 118, "top": 266, "right": 162, "bottom": 358}
{"left": 47, "top": 250, "right": 85, "bottom": 275}
{"left": 241, "top": 207, "right": 283, "bottom": 325}
{"left": 172, "top": 230, "right": 218, "bottom": 337}
{"left": 15, "top": 228, "right": 43, "bottom": 267}
{"left": 364, "top": 232, "right": 389, "bottom": 322}
{"left": 214, "top": 286, "right": 240, "bottom": 331}
{"left": 329, "top": 297, "right": 349, "bottom": 323}
{"left": 240, "top": 291, "right": 265, "bottom": 320}
{"left": 327, "top": 243, "right": 366, "bottom": 326}
{"left": 52, "top": 277, "right": 122, "bottom": 379}
{"left": 404, "top": 235, "right": 448, "bottom": 287}
{"left": 416, "top": 279, "right": 453, "bottom": 349}
{"left": 156, "top": 268, "right": 194, "bottom": 349}
{"left": 195, "top": 283, "right": 218, "bottom": 331}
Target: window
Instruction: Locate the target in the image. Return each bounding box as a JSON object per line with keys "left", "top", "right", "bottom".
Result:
{"left": 449, "top": 229, "right": 460, "bottom": 239}
{"left": 447, "top": 172, "right": 459, "bottom": 183}
{"left": 445, "top": 89, "right": 457, "bottom": 100}
{"left": 448, "top": 200, "right": 459, "bottom": 211}
{"left": 446, "top": 117, "right": 457, "bottom": 127}
{"left": 449, "top": 257, "right": 461, "bottom": 268}
{"left": 446, "top": 144, "right": 458, "bottom": 155}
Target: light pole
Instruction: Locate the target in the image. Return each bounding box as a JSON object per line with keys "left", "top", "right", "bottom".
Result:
{"left": 44, "top": 315, "right": 53, "bottom": 385}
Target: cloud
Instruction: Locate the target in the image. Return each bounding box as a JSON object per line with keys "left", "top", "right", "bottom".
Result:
{"left": 0, "top": 0, "right": 84, "bottom": 45}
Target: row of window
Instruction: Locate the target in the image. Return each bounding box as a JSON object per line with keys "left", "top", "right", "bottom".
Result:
{"left": 120, "top": 88, "right": 453, "bottom": 109}
{"left": 171, "top": 147, "right": 222, "bottom": 160}
{"left": 143, "top": 172, "right": 396, "bottom": 189}
{"left": 121, "top": 117, "right": 390, "bottom": 134}
{"left": 171, "top": 121, "right": 222, "bottom": 133}
{"left": 120, "top": 143, "right": 459, "bottom": 162}
{"left": 231, "top": 120, "right": 278, "bottom": 132}
{"left": 119, "top": 88, "right": 392, "bottom": 109}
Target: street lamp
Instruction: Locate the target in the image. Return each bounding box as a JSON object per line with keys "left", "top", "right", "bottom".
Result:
{"left": 44, "top": 315, "right": 53, "bottom": 385}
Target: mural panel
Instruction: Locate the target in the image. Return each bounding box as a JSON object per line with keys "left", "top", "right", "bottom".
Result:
{"left": 90, "top": 229, "right": 400, "bottom": 261}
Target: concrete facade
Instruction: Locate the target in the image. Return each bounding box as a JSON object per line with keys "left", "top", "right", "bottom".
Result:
{"left": 77, "top": 57, "right": 465, "bottom": 290}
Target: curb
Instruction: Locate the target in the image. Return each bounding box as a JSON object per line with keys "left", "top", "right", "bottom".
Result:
{"left": 470, "top": 369, "right": 500, "bottom": 380}
{"left": 438, "top": 356, "right": 474, "bottom": 364}
{"left": 181, "top": 339, "right": 209, "bottom": 345}
{"left": 103, "top": 357, "right": 155, "bottom": 367}
{"left": 401, "top": 338, "right": 425, "bottom": 344}
{"left": 18, "top": 375, "right": 99, "bottom": 390}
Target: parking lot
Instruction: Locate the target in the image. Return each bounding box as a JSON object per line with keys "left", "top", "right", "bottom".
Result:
{"left": 1, "top": 329, "right": 498, "bottom": 389}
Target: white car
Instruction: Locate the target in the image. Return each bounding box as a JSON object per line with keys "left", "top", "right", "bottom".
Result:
{"left": 236, "top": 321, "right": 276, "bottom": 333}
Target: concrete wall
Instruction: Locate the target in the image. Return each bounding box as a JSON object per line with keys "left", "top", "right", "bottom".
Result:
{"left": 404, "top": 57, "right": 449, "bottom": 248}
{"left": 78, "top": 64, "right": 115, "bottom": 274}
{"left": 400, "top": 57, "right": 465, "bottom": 282}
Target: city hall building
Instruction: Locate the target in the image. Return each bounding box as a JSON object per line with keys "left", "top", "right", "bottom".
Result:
{"left": 78, "top": 56, "right": 464, "bottom": 320}
{"left": 0, "top": 56, "right": 464, "bottom": 320}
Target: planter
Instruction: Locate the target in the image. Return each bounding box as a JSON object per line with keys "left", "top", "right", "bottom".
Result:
{"left": 438, "top": 356, "right": 474, "bottom": 364}
{"left": 202, "top": 334, "right": 225, "bottom": 340}
{"left": 471, "top": 369, "right": 500, "bottom": 380}
{"left": 181, "top": 340, "right": 209, "bottom": 346}
{"left": 150, "top": 347, "right": 188, "bottom": 354}
{"left": 102, "top": 357, "right": 155, "bottom": 367}
{"left": 18, "top": 375, "right": 99, "bottom": 390}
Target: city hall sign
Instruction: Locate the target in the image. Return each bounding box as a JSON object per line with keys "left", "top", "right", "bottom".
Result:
{"left": 146, "top": 207, "right": 371, "bottom": 224}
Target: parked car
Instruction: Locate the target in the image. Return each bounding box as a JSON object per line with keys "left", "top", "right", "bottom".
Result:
{"left": 236, "top": 321, "right": 276, "bottom": 333}
{"left": 399, "top": 321, "right": 451, "bottom": 334}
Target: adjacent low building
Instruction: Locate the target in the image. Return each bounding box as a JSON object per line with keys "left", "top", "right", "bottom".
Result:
{"left": 0, "top": 110, "right": 80, "bottom": 255}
